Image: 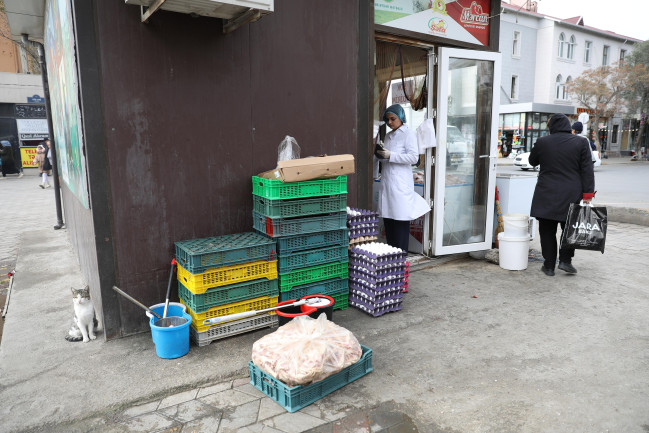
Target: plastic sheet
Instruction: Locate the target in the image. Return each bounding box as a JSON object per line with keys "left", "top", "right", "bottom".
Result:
{"left": 277, "top": 135, "right": 300, "bottom": 164}
{"left": 251, "top": 314, "right": 362, "bottom": 386}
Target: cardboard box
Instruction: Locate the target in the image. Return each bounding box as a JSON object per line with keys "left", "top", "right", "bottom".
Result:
{"left": 258, "top": 154, "right": 355, "bottom": 182}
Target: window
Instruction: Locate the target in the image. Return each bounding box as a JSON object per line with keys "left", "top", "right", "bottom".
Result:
{"left": 555, "top": 75, "right": 563, "bottom": 99}
{"left": 512, "top": 31, "right": 521, "bottom": 57}
{"left": 603, "top": 45, "right": 609, "bottom": 65}
{"left": 563, "top": 76, "right": 572, "bottom": 100}
{"left": 511, "top": 75, "right": 519, "bottom": 100}
{"left": 620, "top": 49, "right": 627, "bottom": 64}
{"left": 558, "top": 33, "right": 566, "bottom": 58}
{"left": 567, "top": 35, "right": 576, "bottom": 59}
{"left": 584, "top": 41, "right": 592, "bottom": 63}
{"left": 612, "top": 124, "right": 618, "bottom": 143}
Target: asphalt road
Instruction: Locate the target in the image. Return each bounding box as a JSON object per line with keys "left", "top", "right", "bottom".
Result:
{"left": 497, "top": 158, "right": 649, "bottom": 209}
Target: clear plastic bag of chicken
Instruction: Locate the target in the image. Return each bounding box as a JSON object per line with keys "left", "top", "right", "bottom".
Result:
{"left": 251, "top": 314, "right": 362, "bottom": 387}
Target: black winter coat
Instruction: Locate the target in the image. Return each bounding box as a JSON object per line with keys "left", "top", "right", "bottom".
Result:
{"left": 529, "top": 114, "right": 595, "bottom": 222}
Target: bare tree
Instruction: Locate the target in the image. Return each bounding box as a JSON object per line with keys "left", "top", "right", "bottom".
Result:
{"left": 566, "top": 65, "right": 625, "bottom": 154}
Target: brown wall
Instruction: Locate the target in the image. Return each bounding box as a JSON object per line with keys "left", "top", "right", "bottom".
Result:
{"left": 86, "top": 1, "right": 360, "bottom": 335}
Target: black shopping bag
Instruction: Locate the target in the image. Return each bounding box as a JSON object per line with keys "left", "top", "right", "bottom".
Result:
{"left": 560, "top": 203, "right": 607, "bottom": 253}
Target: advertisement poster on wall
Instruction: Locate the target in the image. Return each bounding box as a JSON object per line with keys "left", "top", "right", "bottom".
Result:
{"left": 44, "top": 0, "right": 89, "bottom": 209}
{"left": 375, "top": 0, "right": 491, "bottom": 46}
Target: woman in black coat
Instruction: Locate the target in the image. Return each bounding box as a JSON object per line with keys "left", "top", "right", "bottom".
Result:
{"left": 529, "top": 113, "right": 595, "bottom": 276}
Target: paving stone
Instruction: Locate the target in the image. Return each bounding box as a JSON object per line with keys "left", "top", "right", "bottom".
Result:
{"left": 197, "top": 381, "right": 232, "bottom": 398}
{"left": 236, "top": 382, "right": 268, "bottom": 399}
{"left": 265, "top": 412, "right": 328, "bottom": 433}
{"left": 158, "top": 389, "right": 200, "bottom": 410}
{"left": 233, "top": 377, "right": 251, "bottom": 387}
{"left": 200, "top": 388, "right": 261, "bottom": 410}
{"left": 368, "top": 408, "right": 404, "bottom": 431}
{"left": 332, "top": 411, "right": 370, "bottom": 433}
{"left": 301, "top": 403, "right": 351, "bottom": 422}
{"left": 119, "top": 412, "right": 178, "bottom": 433}
{"left": 180, "top": 412, "right": 222, "bottom": 433}
{"left": 119, "top": 401, "right": 161, "bottom": 420}
{"left": 217, "top": 400, "right": 261, "bottom": 432}
{"left": 386, "top": 421, "right": 419, "bottom": 433}
{"left": 159, "top": 399, "right": 219, "bottom": 423}
{"left": 257, "top": 397, "right": 287, "bottom": 421}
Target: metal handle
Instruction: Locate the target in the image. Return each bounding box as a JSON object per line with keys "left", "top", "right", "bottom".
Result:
{"left": 479, "top": 154, "right": 496, "bottom": 158}
{"left": 112, "top": 285, "right": 162, "bottom": 319}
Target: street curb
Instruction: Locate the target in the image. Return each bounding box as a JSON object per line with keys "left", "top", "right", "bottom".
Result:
{"left": 606, "top": 206, "right": 649, "bottom": 227}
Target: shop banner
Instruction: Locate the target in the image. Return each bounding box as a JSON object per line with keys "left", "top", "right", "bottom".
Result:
{"left": 20, "top": 147, "right": 39, "bottom": 168}
{"left": 16, "top": 118, "right": 49, "bottom": 140}
{"left": 375, "top": 0, "right": 491, "bottom": 46}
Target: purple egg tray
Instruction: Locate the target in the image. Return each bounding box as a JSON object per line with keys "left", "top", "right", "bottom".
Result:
{"left": 346, "top": 208, "right": 379, "bottom": 226}
{"left": 349, "top": 276, "right": 404, "bottom": 292}
{"left": 349, "top": 227, "right": 380, "bottom": 239}
{"left": 349, "top": 296, "right": 403, "bottom": 317}
{"left": 349, "top": 264, "right": 405, "bottom": 279}
{"left": 349, "top": 255, "right": 406, "bottom": 273}
{"left": 350, "top": 286, "right": 404, "bottom": 304}
{"left": 349, "top": 247, "right": 407, "bottom": 265}
{"left": 349, "top": 269, "right": 405, "bottom": 286}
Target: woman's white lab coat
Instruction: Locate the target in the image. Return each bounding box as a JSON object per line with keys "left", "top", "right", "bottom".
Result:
{"left": 374, "top": 124, "right": 430, "bottom": 221}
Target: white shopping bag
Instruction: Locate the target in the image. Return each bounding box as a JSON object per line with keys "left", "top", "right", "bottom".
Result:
{"left": 416, "top": 119, "right": 436, "bottom": 154}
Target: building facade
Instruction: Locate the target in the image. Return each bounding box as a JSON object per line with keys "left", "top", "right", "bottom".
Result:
{"left": 498, "top": 0, "right": 641, "bottom": 156}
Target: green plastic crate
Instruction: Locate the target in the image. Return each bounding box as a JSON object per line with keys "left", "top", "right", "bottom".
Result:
{"left": 249, "top": 345, "right": 373, "bottom": 413}
{"left": 175, "top": 232, "right": 276, "bottom": 274}
{"left": 179, "top": 278, "right": 279, "bottom": 313}
{"left": 271, "top": 229, "right": 349, "bottom": 254}
{"left": 253, "top": 211, "right": 347, "bottom": 238}
{"left": 278, "top": 278, "right": 349, "bottom": 302}
{"left": 252, "top": 175, "right": 347, "bottom": 200}
{"left": 278, "top": 245, "right": 349, "bottom": 273}
{"left": 279, "top": 262, "right": 348, "bottom": 292}
{"left": 253, "top": 194, "right": 347, "bottom": 219}
{"left": 331, "top": 292, "right": 349, "bottom": 311}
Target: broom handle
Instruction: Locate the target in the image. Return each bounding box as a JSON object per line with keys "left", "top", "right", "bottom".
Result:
{"left": 203, "top": 299, "right": 308, "bottom": 326}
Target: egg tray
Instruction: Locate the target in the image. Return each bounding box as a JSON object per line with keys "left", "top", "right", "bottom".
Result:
{"left": 349, "top": 276, "right": 404, "bottom": 292}
{"left": 349, "top": 264, "right": 405, "bottom": 279}
{"left": 349, "top": 246, "right": 407, "bottom": 264}
{"left": 349, "top": 227, "right": 380, "bottom": 239}
{"left": 349, "top": 286, "right": 404, "bottom": 304}
{"left": 346, "top": 208, "right": 379, "bottom": 226}
{"left": 349, "top": 255, "right": 407, "bottom": 273}
{"left": 349, "top": 296, "right": 403, "bottom": 317}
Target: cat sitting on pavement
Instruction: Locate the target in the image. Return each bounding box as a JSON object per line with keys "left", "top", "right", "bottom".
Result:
{"left": 65, "top": 285, "right": 99, "bottom": 343}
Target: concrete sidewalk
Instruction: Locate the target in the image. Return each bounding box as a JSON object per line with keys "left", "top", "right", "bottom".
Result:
{"left": 1, "top": 166, "right": 649, "bottom": 432}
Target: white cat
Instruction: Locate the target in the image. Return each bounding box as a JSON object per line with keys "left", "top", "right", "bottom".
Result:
{"left": 65, "top": 286, "right": 98, "bottom": 343}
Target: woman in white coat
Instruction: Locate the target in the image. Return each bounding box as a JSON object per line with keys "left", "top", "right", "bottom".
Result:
{"left": 374, "top": 104, "right": 430, "bottom": 252}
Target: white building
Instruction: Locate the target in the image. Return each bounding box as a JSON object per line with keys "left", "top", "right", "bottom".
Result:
{"left": 498, "top": 0, "right": 641, "bottom": 156}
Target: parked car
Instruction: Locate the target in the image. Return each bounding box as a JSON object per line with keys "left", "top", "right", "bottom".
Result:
{"left": 514, "top": 152, "right": 538, "bottom": 171}
{"left": 514, "top": 149, "right": 602, "bottom": 171}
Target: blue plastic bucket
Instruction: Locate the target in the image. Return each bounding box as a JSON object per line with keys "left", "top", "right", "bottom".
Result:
{"left": 149, "top": 311, "right": 192, "bottom": 359}
{"left": 147, "top": 303, "right": 186, "bottom": 319}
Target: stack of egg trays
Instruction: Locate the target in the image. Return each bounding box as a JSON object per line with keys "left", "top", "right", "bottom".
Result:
{"left": 404, "top": 261, "right": 410, "bottom": 291}
{"left": 252, "top": 176, "right": 350, "bottom": 310}
{"left": 348, "top": 245, "right": 406, "bottom": 317}
{"left": 346, "top": 208, "right": 380, "bottom": 240}
{"left": 174, "top": 232, "right": 279, "bottom": 345}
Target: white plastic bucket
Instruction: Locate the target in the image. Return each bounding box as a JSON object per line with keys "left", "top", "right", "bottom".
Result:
{"left": 503, "top": 213, "right": 529, "bottom": 237}
{"left": 498, "top": 232, "right": 530, "bottom": 271}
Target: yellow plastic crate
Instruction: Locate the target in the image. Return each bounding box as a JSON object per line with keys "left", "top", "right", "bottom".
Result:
{"left": 177, "top": 260, "right": 278, "bottom": 294}
{"left": 181, "top": 295, "right": 279, "bottom": 332}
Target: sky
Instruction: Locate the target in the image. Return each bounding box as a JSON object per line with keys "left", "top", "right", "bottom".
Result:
{"left": 531, "top": 0, "right": 649, "bottom": 41}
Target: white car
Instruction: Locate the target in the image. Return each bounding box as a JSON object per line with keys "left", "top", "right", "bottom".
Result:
{"left": 514, "top": 150, "right": 602, "bottom": 171}
{"left": 514, "top": 152, "right": 538, "bottom": 171}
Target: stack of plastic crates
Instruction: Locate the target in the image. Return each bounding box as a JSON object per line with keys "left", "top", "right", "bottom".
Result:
{"left": 174, "top": 232, "right": 279, "bottom": 346}
{"left": 251, "top": 175, "right": 350, "bottom": 311}
{"left": 348, "top": 242, "right": 407, "bottom": 317}
{"left": 346, "top": 207, "right": 379, "bottom": 248}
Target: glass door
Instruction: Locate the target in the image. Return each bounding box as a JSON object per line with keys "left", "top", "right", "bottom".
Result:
{"left": 432, "top": 48, "right": 501, "bottom": 255}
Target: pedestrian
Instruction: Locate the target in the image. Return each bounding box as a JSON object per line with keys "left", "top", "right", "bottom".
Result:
{"left": 1, "top": 140, "right": 23, "bottom": 179}
{"left": 529, "top": 113, "right": 595, "bottom": 276}
{"left": 374, "top": 104, "right": 430, "bottom": 252}
{"left": 34, "top": 141, "right": 52, "bottom": 188}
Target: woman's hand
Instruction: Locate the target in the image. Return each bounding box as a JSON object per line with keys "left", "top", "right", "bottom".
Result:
{"left": 376, "top": 149, "right": 391, "bottom": 160}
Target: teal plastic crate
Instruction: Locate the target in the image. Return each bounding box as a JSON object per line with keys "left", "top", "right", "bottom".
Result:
{"left": 179, "top": 278, "right": 279, "bottom": 313}
{"left": 175, "top": 232, "right": 276, "bottom": 274}
{"left": 273, "top": 229, "right": 349, "bottom": 254}
{"left": 252, "top": 175, "right": 347, "bottom": 200}
{"left": 253, "top": 194, "right": 347, "bottom": 219}
{"left": 278, "top": 245, "right": 349, "bottom": 273}
{"left": 278, "top": 278, "right": 348, "bottom": 302}
{"left": 249, "top": 345, "right": 372, "bottom": 413}
{"left": 253, "top": 211, "right": 347, "bottom": 238}
{"left": 279, "top": 262, "right": 348, "bottom": 292}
